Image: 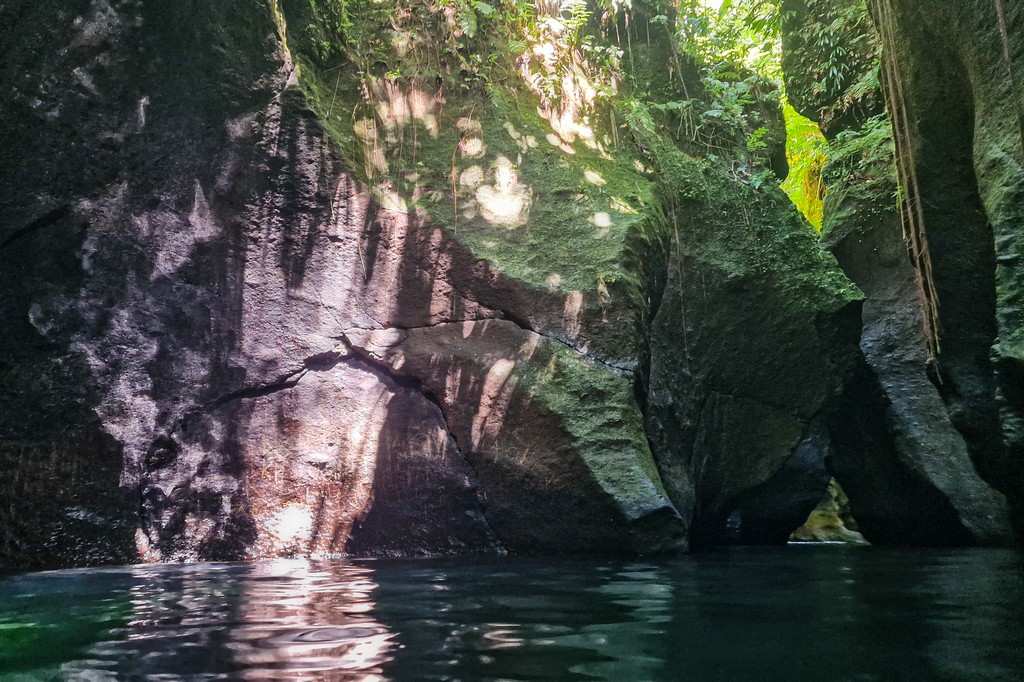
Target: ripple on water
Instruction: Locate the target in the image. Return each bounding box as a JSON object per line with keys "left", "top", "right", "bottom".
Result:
{"left": 1, "top": 549, "right": 1023, "bottom": 681}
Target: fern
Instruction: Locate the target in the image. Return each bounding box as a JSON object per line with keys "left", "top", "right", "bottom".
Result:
{"left": 458, "top": 6, "right": 478, "bottom": 37}
{"left": 473, "top": 1, "right": 497, "bottom": 19}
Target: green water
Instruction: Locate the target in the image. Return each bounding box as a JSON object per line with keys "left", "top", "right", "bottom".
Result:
{"left": 1, "top": 547, "right": 1022, "bottom": 681}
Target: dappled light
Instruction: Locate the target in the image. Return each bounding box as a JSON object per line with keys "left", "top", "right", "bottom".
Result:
{"left": 562, "top": 291, "right": 585, "bottom": 341}
{"left": 459, "top": 164, "right": 485, "bottom": 189}
{"left": 351, "top": 80, "right": 445, "bottom": 182}
{"left": 369, "top": 78, "right": 443, "bottom": 140}
{"left": 242, "top": 370, "right": 387, "bottom": 558}
{"left": 471, "top": 358, "right": 518, "bottom": 450}
{"left": 545, "top": 131, "right": 576, "bottom": 154}
{"left": 6, "top": 0, "right": 1019, "bottom": 589}
{"left": 475, "top": 156, "right": 532, "bottom": 227}
{"left": 492, "top": 3, "right": 621, "bottom": 161}
{"left": 353, "top": 117, "right": 388, "bottom": 176}
{"left": 457, "top": 116, "right": 486, "bottom": 158}
{"left": 229, "top": 561, "right": 393, "bottom": 678}
{"left": 590, "top": 212, "right": 613, "bottom": 238}
{"left": 264, "top": 505, "right": 315, "bottom": 551}
{"left": 609, "top": 196, "right": 638, "bottom": 214}
{"left": 503, "top": 121, "right": 539, "bottom": 152}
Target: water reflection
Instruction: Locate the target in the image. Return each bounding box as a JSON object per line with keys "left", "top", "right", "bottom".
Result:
{"left": 0, "top": 567, "right": 134, "bottom": 679}
{"left": 229, "top": 560, "right": 392, "bottom": 681}
{"left": 367, "top": 559, "right": 676, "bottom": 681}
{"left": 1, "top": 549, "right": 1023, "bottom": 681}
{"left": 55, "top": 560, "right": 393, "bottom": 681}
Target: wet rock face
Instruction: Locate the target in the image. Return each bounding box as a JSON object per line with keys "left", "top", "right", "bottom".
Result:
{"left": 868, "top": 0, "right": 1024, "bottom": 532}
{"left": 645, "top": 220, "right": 863, "bottom": 546}
{"left": 625, "top": 99, "right": 865, "bottom": 547}
{"left": 349, "top": 320, "right": 685, "bottom": 554}
{"left": 865, "top": 0, "right": 1024, "bottom": 534}
{"left": 823, "top": 207, "right": 1012, "bottom": 545}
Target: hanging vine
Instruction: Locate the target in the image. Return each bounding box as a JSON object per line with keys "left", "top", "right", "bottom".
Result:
{"left": 868, "top": 0, "right": 942, "bottom": 368}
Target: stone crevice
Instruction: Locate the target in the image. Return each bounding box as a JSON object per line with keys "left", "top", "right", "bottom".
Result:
{"left": 341, "top": 315, "right": 634, "bottom": 375}
{"left": 151, "top": 349, "right": 350, "bottom": 455}
{"left": 1, "top": 204, "right": 72, "bottom": 251}
{"left": 492, "top": 306, "right": 636, "bottom": 375}
{"left": 333, "top": 328, "right": 458, "bottom": 425}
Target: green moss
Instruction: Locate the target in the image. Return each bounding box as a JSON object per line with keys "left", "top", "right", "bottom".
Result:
{"left": 277, "top": 1, "right": 861, "bottom": 355}
{"left": 621, "top": 97, "right": 862, "bottom": 312}
{"left": 274, "top": 1, "right": 674, "bottom": 330}
{"left": 975, "top": 132, "right": 1024, "bottom": 363}
{"left": 780, "top": 0, "right": 884, "bottom": 133}
{"left": 819, "top": 114, "right": 897, "bottom": 247}
{"left": 272, "top": 1, "right": 862, "bottom": 534}
{"left": 513, "top": 341, "right": 670, "bottom": 514}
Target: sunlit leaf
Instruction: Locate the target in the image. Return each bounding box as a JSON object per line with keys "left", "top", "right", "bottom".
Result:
{"left": 458, "top": 8, "right": 478, "bottom": 38}
{"left": 473, "top": 1, "right": 497, "bottom": 18}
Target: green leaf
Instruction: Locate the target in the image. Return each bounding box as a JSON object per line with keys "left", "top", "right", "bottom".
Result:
{"left": 473, "top": 1, "right": 497, "bottom": 18}
{"left": 458, "top": 8, "right": 478, "bottom": 38}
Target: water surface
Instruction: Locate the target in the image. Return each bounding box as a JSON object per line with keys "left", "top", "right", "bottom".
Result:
{"left": 1, "top": 547, "right": 1022, "bottom": 681}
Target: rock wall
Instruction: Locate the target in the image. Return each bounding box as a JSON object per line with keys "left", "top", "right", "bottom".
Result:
{"left": 865, "top": 0, "right": 1024, "bottom": 535}
{"left": 1, "top": 0, "right": 865, "bottom": 568}
{"left": 780, "top": 0, "right": 1014, "bottom": 543}
{"left": 623, "top": 102, "right": 863, "bottom": 546}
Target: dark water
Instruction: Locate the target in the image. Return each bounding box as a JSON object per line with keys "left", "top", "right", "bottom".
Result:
{"left": 1, "top": 547, "right": 1022, "bottom": 681}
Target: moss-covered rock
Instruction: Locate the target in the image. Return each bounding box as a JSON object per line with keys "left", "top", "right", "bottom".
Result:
{"left": 349, "top": 320, "right": 684, "bottom": 554}
{"left": 790, "top": 478, "right": 867, "bottom": 544}
{"left": 623, "top": 97, "right": 864, "bottom": 545}
{"left": 1, "top": 0, "right": 871, "bottom": 567}
{"left": 276, "top": 0, "right": 865, "bottom": 549}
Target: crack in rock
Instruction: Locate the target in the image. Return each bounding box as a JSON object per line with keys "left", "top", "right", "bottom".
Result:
{"left": 1, "top": 204, "right": 71, "bottom": 250}
{"left": 151, "top": 348, "right": 351, "bottom": 454}
{"left": 341, "top": 316, "right": 634, "bottom": 375}
{"left": 341, "top": 353, "right": 508, "bottom": 553}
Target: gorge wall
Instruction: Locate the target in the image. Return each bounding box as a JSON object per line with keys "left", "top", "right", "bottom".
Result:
{"left": 781, "top": 0, "right": 1020, "bottom": 544}
{"left": 865, "top": 0, "right": 1024, "bottom": 538}
{"left": 0, "top": 0, "right": 1017, "bottom": 569}
{"left": 782, "top": 0, "right": 1007, "bottom": 540}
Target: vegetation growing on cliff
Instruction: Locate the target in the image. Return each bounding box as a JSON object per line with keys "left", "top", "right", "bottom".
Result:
{"left": 279, "top": 0, "right": 658, "bottom": 299}
{"left": 780, "top": 0, "right": 883, "bottom": 132}
{"left": 260, "top": 2, "right": 868, "bottom": 386}
{"left": 781, "top": 102, "right": 827, "bottom": 229}
{"left": 282, "top": 0, "right": 805, "bottom": 205}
